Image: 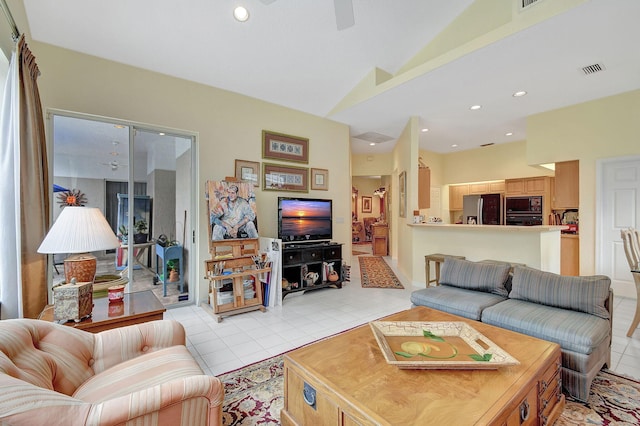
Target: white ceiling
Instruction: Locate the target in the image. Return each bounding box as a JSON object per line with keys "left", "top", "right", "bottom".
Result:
{"left": 22, "top": 0, "right": 640, "bottom": 156}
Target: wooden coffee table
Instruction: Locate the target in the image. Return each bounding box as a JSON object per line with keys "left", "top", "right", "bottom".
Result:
{"left": 281, "top": 306, "right": 565, "bottom": 425}
{"left": 39, "top": 290, "right": 166, "bottom": 333}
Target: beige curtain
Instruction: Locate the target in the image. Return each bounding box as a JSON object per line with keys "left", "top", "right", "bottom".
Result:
{"left": 17, "top": 35, "right": 49, "bottom": 318}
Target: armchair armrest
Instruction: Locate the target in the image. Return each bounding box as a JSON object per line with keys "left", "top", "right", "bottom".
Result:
{"left": 85, "top": 375, "right": 224, "bottom": 426}
{"left": 0, "top": 374, "right": 91, "bottom": 425}
{"left": 92, "top": 320, "right": 186, "bottom": 373}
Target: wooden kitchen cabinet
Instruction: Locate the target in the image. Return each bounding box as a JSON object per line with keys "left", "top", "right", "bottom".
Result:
{"left": 489, "top": 181, "right": 505, "bottom": 193}
{"left": 449, "top": 184, "right": 469, "bottom": 211}
{"left": 554, "top": 160, "right": 579, "bottom": 209}
{"left": 505, "top": 177, "right": 551, "bottom": 196}
{"left": 418, "top": 167, "right": 430, "bottom": 209}
{"left": 468, "top": 183, "right": 488, "bottom": 194}
{"left": 561, "top": 234, "right": 579, "bottom": 276}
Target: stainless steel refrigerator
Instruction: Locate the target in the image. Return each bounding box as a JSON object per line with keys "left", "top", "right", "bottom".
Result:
{"left": 462, "top": 194, "right": 503, "bottom": 225}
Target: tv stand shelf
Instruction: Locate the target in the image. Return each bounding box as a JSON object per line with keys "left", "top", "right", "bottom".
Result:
{"left": 281, "top": 242, "right": 343, "bottom": 299}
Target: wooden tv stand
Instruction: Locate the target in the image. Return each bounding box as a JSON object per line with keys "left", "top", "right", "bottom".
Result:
{"left": 281, "top": 242, "right": 343, "bottom": 299}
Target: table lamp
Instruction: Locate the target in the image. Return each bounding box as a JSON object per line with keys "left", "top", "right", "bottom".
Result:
{"left": 38, "top": 206, "right": 121, "bottom": 283}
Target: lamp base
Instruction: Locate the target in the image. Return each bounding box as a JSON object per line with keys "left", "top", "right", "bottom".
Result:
{"left": 64, "top": 253, "right": 97, "bottom": 283}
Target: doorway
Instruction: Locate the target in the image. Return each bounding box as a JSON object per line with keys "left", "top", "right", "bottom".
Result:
{"left": 596, "top": 155, "right": 640, "bottom": 299}
{"left": 49, "top": 111, "right": 196, "bottom": 306}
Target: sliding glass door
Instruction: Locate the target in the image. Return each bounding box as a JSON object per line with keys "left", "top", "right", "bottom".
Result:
{"left": 50, "top": 111, "right": 195, "bottom": 306}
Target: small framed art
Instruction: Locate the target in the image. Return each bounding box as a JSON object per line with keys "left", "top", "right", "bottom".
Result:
{"left": 235, "top": 159, "right": 260, "bottom": 187}
{"left": 263, "top": 163, "right": 309, "bottom": 192}
{"left": 262, "top": 130, "right": 309, "bottom": 163}
{"left": 362, "top": 196, "right": 372, "bottom": 213}
{"left": 310, "top": 168, "right": 329, "bottom": 190}
{"left": 399, "top": 171, "right": 406, "bottom": 218}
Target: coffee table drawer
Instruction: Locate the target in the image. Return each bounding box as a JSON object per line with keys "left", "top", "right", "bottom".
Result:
{"left": 506, "top": 386, "right": 538, "bottom": 426}
{"left": 283, "top": 364, "right": 339, "bottom": 425}
{"left": 539, "top": 359, "right": 563, "bottom": 424}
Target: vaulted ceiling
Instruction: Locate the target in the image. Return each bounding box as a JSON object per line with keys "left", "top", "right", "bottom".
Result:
{"left": 19, "top": 0, "right": 640, "bottom": 155}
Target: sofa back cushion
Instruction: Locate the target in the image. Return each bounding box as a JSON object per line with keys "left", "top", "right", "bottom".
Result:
{"left": 509, "top": 266, "right": 611, "bottom": 319}
{"left": 440, "top": 258, "right": 511, "bottom": 297}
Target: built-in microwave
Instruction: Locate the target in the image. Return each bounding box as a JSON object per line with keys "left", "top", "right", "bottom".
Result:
{"left": 505, "top": 196, "right": 543, "bottom": 215}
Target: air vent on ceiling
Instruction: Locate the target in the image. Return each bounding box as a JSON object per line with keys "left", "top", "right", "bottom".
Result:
{"left": 353, "top": 132, "right": 394, "bottom": 144}
{"left": 480, "top": 143, "right": 495, "bottom": 147}
{"left": 581, "top": 63, "right": 606, "bottom": 76}
{"left": 521, "top": 0, "right": 541, "bottom": 9}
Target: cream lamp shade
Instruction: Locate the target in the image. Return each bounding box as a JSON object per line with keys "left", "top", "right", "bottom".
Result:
{"left": 38, "top": 207, "right": 120, "bottom": 283}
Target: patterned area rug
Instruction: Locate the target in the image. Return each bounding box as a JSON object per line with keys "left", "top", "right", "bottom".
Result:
{"left": 219, "top": 357, "right": 640, "bottom": 425}
{"left": 219, "top": 356, "right": 284, "bottom": 425}
{"left": 352, "top": 250, "right": 368, "bottom": 256}
{"left": 358, "top": 256, "right": 404, "bottom": 289}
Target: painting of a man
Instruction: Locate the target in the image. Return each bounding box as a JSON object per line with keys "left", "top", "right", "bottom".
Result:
{"left": 207, "top": 181, "right": 258, "bottom": 241}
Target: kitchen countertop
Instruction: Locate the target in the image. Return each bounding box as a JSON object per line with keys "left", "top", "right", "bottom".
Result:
{"left": 409, "top": 223, "right": 568, "bottom": 232}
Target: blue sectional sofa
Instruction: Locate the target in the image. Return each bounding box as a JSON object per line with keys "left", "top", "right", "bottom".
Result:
{"left": 410, "top": 257, "right": 612, "bottom": 402}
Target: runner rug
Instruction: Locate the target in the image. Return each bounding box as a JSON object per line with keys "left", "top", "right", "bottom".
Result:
{"left": 219, "top": 357, "right": 640, "bottom": 425}
{"left": 358, "top": 255, "right": 404, "bottom": 289}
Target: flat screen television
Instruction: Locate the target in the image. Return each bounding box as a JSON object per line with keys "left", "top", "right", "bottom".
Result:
{"left": 278, "top": 197, "right": 332, "bottom": 243}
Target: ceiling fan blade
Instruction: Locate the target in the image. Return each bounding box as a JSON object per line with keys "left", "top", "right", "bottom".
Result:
{"left": 334, "top": 0, "right": 354, "bottom": 30}
{"left": 259, "top": 0, "right": 278, "bottom": 4}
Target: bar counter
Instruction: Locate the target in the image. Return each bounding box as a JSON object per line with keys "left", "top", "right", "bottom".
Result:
{"left": 408, "top": 223, "right": 567, "bottom": 285}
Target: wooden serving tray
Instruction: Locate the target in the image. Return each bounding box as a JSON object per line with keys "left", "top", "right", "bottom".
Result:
{"left": 370, "top": 321, "right": 519, "bottom": 370}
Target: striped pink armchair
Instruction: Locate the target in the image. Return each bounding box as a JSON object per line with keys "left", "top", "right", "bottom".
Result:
{"left": 0, "top": 319, "right": 223, "bottom": 425}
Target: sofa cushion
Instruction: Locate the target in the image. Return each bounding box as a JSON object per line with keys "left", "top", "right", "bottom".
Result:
{"left": 509, "top": 266, "right": 611, "bottom": 319}
{"left": 411, "top": 286, "right": 507, "bottom": 321}
{"left": 481, "top": 299, "right": 611, "bottom": 354}
{"left": 439, "top": 258, "right": 511, "bottom": 297}
{"left": 73, "top": 345, "right": 203, "bottom": 403}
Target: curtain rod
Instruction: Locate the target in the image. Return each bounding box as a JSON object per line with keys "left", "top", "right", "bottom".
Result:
{"left": 0, "top": 0, "right": 20, "bottom": 42}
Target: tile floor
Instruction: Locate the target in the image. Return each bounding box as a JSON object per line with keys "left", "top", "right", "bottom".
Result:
{"left": 163, "top": 246, "right": 640, "bottom": 380}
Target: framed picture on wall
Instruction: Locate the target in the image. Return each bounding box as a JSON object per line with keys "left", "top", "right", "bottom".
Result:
{"left": 310, "top": 168, "right": 328, "bottom": 190}
{"left": 234, "top": 159, "right": 260, "bottom": 187}
{"left": 262, "top": 130, "right": 309, "bottom": 164}
{"left": 399, "top": 171, "right": 406, "bottom": 218}
{"left": 263, "top": 163, "right": 309, "bottom": 192}
{"left": 362, "top": 196, "right": 372, "bottom": 213}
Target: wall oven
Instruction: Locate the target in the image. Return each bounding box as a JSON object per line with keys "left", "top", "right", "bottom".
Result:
{"left": 505, "top": 196, "right": 543, "bottom": 226}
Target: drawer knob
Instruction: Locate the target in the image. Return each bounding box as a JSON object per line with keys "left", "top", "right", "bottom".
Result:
{"left": 303, "top": 382, "right": 316, "bottom": 410}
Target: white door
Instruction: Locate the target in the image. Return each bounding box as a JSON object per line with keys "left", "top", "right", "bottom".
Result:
{"left": 597, "top": 156, "right": 640, "bottom": 299}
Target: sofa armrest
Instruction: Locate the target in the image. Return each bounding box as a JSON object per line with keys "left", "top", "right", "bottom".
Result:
{"left": 85, "top": 375, "right": 224, "bottom": 426}
{"left": 0, "top": 374, "right": 91, "bottom": 425}
{"left": 92, "top": 320, "right": 186, "bottom": 373}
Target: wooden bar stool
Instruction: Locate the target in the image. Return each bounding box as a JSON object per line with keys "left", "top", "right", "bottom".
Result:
{"left": 424, "top": 254, "right": 465, "bottom": 287}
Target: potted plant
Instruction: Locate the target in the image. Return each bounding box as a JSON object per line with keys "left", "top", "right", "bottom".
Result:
{"left": 133, "top": 218, "right": 148, "bottom": 243}
{"left": 118, "top": 224, "right": 128, "bottom": 243}
{"left": 167, "top": 259, "right": 179, "bottom": 282}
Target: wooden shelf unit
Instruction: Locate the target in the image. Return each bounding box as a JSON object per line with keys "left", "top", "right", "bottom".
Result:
{"left": 202, "top": 238, "right": 269, "bottom": 322}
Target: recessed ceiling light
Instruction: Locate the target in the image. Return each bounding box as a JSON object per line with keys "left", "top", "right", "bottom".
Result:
{"left": 421, "top": 128, "right": 429, "bottom": 132}
{"left": 451, "top": 144, "right": 458, "bottom": 148}
{"left": 369, "top": 142, "right": 376, "bottom": 146}
{"left": 158, "top": 132, "right": 165, "bottom": 136}
{"left": 505, "top": 132, "right": 513, "bottom": 136}
{"left": 233, "top": 6, "right": 249, "bottom": 22}
{"left": 513, "top": 91, "right": 527, "bottom": 97}
{"left": 469, "top": 105, "right": 482, "bottom": 110}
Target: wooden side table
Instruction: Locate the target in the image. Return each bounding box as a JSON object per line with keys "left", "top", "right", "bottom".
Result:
{"left": 39, "top": 290, "right": 166, "bottom": 333}
{"left": 424, "top": 253, "right": 465, "bottom": 286}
